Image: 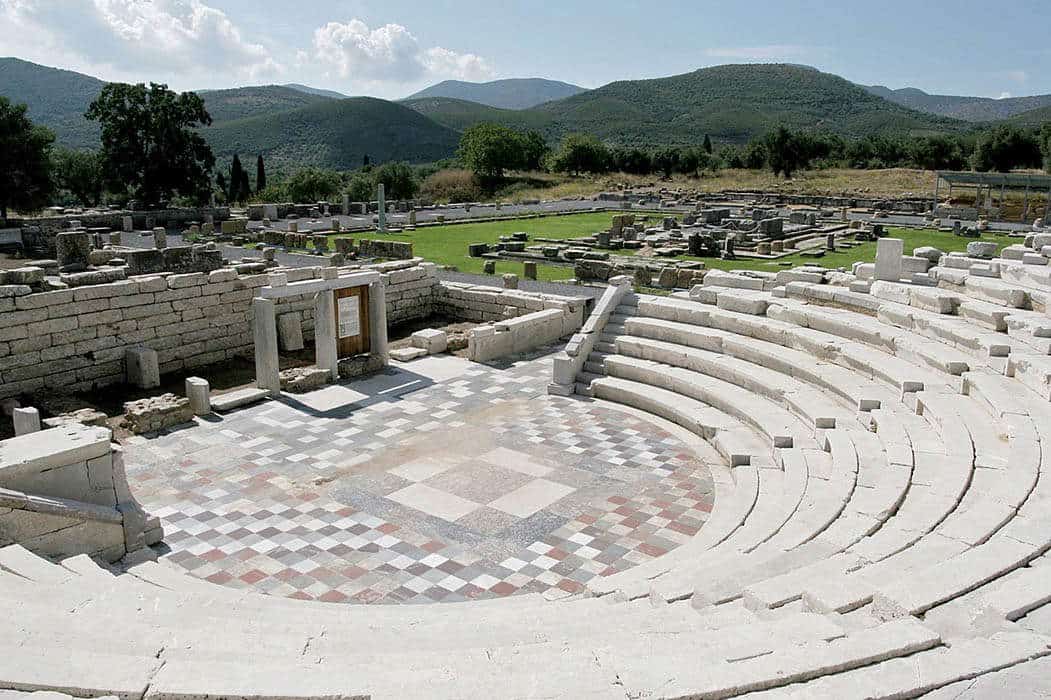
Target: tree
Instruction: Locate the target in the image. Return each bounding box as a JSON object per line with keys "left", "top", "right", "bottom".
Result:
{"left": 346, "top": 172, "right": 374, "bottom": 202}
{"left": 228, "top": 154, "right": 244, "bottom": 203}
{"left": 284, "top": 168, "right": 342, "bottom": 203}
{"left": 0, "top": 97, "right": 54, "bottom": 219}
{"left": 53, "top": 148, "right": 104, "bottom": 207}
{"left": 764, "top": 126, "right": 804, "bottom": 178}
{"left": 1041, "top": 123, "right": 1051, "bottom": 174}
{"left": 744, "top": 140, "right": 768, "bottom": 170}
{"left": 520, "top": 131, "right": 549, "bottom": 171}
{"left": 703, "top": 134, "right": 713, "bottom": 155}
{"left": 216, "top": 171, "right": 228, "bottom": 202}
{"left": 85, "top": 82, "right": 214, "bottom": 205}
{"left": 550, "top": 133, "right": 610, "bottom": 175}
{"left": 256, "top": 155, "right": 267, "bottom": 193}
{"left": 972, "top": 125, "right": 1042, "bottom": 173}
{"left": 371, "top": 162, "right": 418, "bottom": 199}
{"left": 458, "top": 123, "right": 525, "bottom": 179}
{"left": 238, "top": 167, "right": 251, "bottom": 203}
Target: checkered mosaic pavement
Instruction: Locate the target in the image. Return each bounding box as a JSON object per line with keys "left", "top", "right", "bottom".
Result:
{"left": 124, "top": 353, "right": 715, "bottom": 604}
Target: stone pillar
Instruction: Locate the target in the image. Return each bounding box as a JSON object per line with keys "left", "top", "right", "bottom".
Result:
{"left": 368, "top": 280, "right": 389, "bottom": 361}
{"left": 122, "top": 216, "right": 133, "bottom": 232}
{"left": 826, "top": 233, "right": 836, "bottom": 251}
{"left": 524, "top": 261, "right": 538, "bottom": 280}
{"left": 875, "top": 237, "right": 904, "bottom": 282}
{"left": 252, "top": 297, "right": 281, "bottom": 395}
{"left": 125, "top": 347, "right": 160, "bottom": 388}
{"left": 342, "top": 193, "right": 350, "bottom": 216}
{"left": 408, "top": 209, "right": 417, "bottom": 227}
{"left": 377, "top": 183, "right": 387, "bottom": 232}
{"left": 331, "top": 218, "right": 341, "bottom": 233}
{"left": 503, "top": 273, "right": 519, "bottom": 289}
{"left": 153, "top": 227, "right": 167, "bottom": 249}
{"left": 314, "top": 291, "right": 338, "bottom": 381}
{"left": 55, "top": 231, "right": 91, "bottom": 272}
{"left": 12, "top": 407, "right": 41, "bottom": 436}
{"left": 185, "top": 377, "right": 211, "bottom": 415}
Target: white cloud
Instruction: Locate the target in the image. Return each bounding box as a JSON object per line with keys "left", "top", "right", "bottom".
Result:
{"left": 704, "top": 45, "right": 816, "bottom": 60}
{"left": 0, "top": 0, "right": 282, "bottom": 88}
{"left": 311, "top": 19, "right": 494, "bottom": 85}
{"left": 998, "top": 91, "right": 1013, "bottom": 99}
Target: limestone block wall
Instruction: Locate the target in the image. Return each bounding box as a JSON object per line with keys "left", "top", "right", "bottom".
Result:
{"left": 0, "top": 258, "right": 585, "bottom": 400}
{"left": 434, "top": 282, "right": 588, "bottom": 326}
{"left": 10, "top": 207, "right": 230, "bottom": 252}
{"left": 0, "top": 423, "right": 160, "bottom": 562}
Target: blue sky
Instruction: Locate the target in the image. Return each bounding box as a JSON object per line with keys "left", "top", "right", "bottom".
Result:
{"left": 1, "top": 0, "right": 1048, "bottom": 99}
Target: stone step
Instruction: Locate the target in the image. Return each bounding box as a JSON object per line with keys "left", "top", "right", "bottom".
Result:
{"left": 209, "top": 386, "right": 271, "bottom": 413}
{"left": 754, "top": 631, "right": 1051, "bottom": 700}
{"left": 590, "top": 375, "right": 772, "bottom": 467}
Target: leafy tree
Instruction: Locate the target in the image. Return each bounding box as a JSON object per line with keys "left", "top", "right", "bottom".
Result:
{"left": 972, "top": 125, "right": 1042, "bottom": 173}
{"left": 458, "top": 123, "right": 525, "bottom": 179}
{"left": 371, "top": 161, "right": 418, "bottom": 199}
{"left": 0, "top": 97, "right": 55, "bottom": 219}
{"left": 703, "top": 134, "right": 713, "bottom": 154}
{"left": 363, "top": 154, "right": 371, "bottom": 169}
{"left": 550, "top": 133, "right": 610, "bottom": 175}
{"left": 229, "top": 154, "right": 244, "bottom": 203}
{"left": 238, "top": 167, "right": 252, "bottom": 202}
{"left": 85, "top": 82, "right": 214, "bottom": 205}
{"left": 1037, "top": 123, "right": 1051, "bottom": 174}
{"left": 346, "top": 172, "right": 374, "bottom": 202}
{"left": 744, "top": 140, "right": 768, "bottom": 170}
{"left": 653, "top": 148, "right": 681, "bottom": 178}
{"left": 53, "top": 148, "right": 104, "bottom": 207}
{"left": 764, "top": 126, "right": 804, "bottom": 178}
{"left": 520, "top": 131, "right": 549, "bottom": 171}
{"left": 908, "top": 135, "right": 967, "bottom": 171}
{"left": 284, "top": 168, "right": 342, "bottom": 203}
{"left": 256, "top": 155, "right": 267, "bottom": 192}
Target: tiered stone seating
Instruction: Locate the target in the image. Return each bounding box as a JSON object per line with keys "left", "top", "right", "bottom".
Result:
{"left": 7, "top": 257, "right": 1051, "bottom": 698}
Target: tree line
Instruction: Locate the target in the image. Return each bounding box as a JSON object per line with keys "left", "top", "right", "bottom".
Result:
{"left": 4, "top": 81, "right": 1051, "bottom": 218}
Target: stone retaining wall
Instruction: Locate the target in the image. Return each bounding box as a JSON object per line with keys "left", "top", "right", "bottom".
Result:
{"left": 0, "top": 260, "right": 441, "bottom": 400}
{"left": 0, "top": 259, "right": 581, "bottom": 400}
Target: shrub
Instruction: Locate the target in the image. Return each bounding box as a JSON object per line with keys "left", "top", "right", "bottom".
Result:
{"left": 420, "top": 169, "right": 483, "bottom": 203}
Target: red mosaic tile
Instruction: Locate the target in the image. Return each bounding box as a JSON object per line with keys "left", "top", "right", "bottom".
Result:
{"left": 201, "top": 549, "right": 226, "bottom": 562}
{"left": 489, "top": 581, "right": 517, "bottom": 596}
{"left": 377, "top": 522, "right": 400, "bottom": 534}
{"left": 318, "top": 590, "right": 349, "bottom": 603}
{"left": 557, "top": 579, "right": 584, "bottom": 594}
{"left": 636, "top": 543, "right": 668, "bottom": 558}
{"left": 240, "top": 569, "right": 267, "bottom": 584}
{"left": 206, "top": 571, "right": 233, "bottom": 585}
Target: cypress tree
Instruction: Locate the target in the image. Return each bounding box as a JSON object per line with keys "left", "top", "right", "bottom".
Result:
{"left": 256, "top": 155, "right": 266, "bottom": 192}
{"left": 229, "top": 154, "right": 243, "bottom": 203}
{"left": 238, "top": 168, "right": 252, "bottom": 202}
{"left": 703, "top": 134, "right": 713, "bottom": 154}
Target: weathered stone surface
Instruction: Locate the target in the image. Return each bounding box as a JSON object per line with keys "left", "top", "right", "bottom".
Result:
{"left": 122, "top": 393, "right": 192, "bottom": 434}
{"left": 411, "top": 328, "right": 448, "bottom": 354}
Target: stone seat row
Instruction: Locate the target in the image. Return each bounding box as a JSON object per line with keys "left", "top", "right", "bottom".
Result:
{"left": 0, "top": 544, "right": 995, "bottom": 700}
{"left": 580, "top": 296, "right": 941, "bottom": 602}
{"left": 580, "top": 292, "right": 1049, "bottom": 632}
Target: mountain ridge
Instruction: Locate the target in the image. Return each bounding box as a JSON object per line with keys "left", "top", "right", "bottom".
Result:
{"left": 405, "top": 78, "right": 586, "bottom": 110}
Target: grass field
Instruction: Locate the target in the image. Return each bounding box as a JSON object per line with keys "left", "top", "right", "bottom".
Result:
{"left": 330, "top": 211, "right": 1019, "bottom": 282}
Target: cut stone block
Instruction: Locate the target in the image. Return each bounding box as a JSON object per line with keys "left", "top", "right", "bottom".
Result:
{"left": 276, "top": 312, "right": 305, "bottom": 352}
{"left": 411, "top": 328, "right": 448, "bottom": 354}
{"left": 390, "top": 346, "right": 428, "bottom": 362}
{"left": 184, "top": 377, "right": 211, "bottom": 415}
{"left": 125, "top": 347, "right": 160, "bottom": 389}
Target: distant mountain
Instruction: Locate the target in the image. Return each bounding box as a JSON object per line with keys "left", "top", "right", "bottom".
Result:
{"left": 533, "top": 64, "right": 965, "bottom": 147}
{"left": 864, "top": 85, "right": 1051, "bottom": 122}
{"left": 197, "top": 85, "right": 333, "bottom": 123}
{"left": 1006, "top": 105, "right": 1051, "bottom": 128}
{"left": 402, "top": 96, "right": 551, "bottom": 133}
{"left": 203, "top": 97, "right": 461, "bottom": 170}
{"left": 283, "top": 83, "right": 348, "bottom": 100}
{"left": 406, "top": 78, "right": 586, "bottom": 110}
{"left": 0, "top": 57, "right": 104, "bottom": 148}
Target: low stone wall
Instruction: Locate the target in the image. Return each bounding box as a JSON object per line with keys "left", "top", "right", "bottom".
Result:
{"left": 358, "top": 239, "right": 414, "bottom": 260}
{"left": 0, "top": 423, "right": 161, "bottom": 561}
{"left": 0, "top": 258, "right": 584, "bottom": 400}
{"left": 468, "top": 308, "right": 578, "bottom": 362}
{"left": 10, "top": 207, "right": 230, "bottom": 253}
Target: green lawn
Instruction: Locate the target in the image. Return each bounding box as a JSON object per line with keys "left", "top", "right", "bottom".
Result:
{"left": 330, "top": 212, "right": 666, "bottom": 282}
{"left": 328, "top": 212, "right": 1020, "bottom": 281}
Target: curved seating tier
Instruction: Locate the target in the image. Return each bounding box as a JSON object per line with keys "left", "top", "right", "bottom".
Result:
{"left": 6, "top": 266, "right": 1051, "bottom": 698}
